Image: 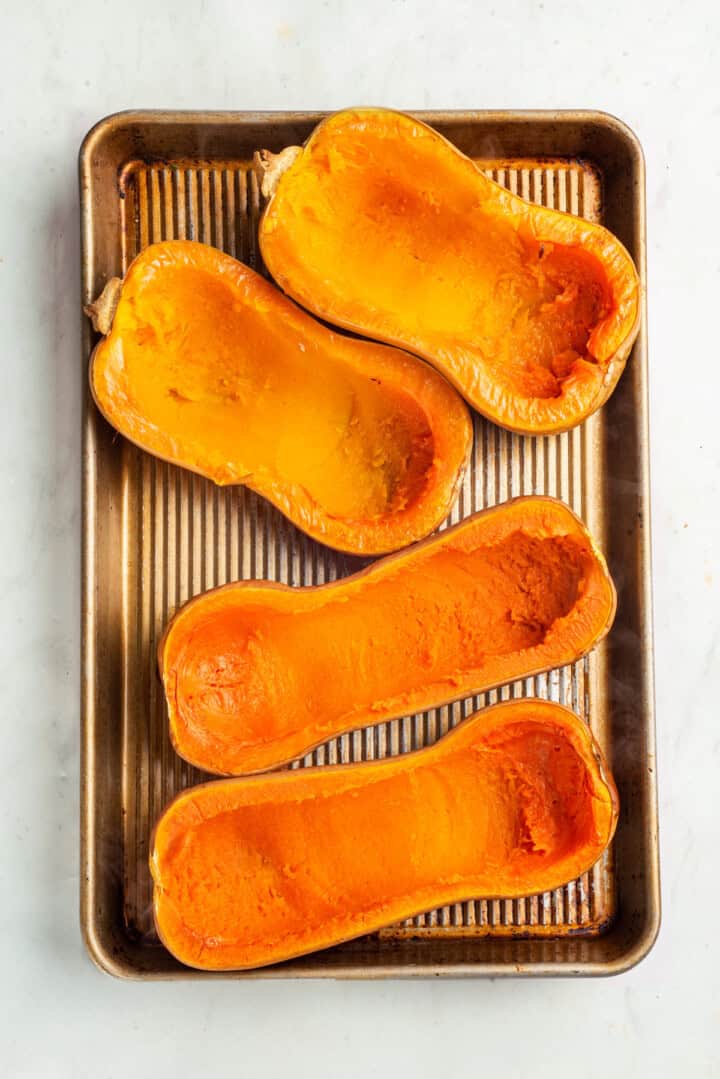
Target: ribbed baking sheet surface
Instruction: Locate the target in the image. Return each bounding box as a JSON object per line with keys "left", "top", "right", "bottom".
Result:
{"left": 115, "top": 155, "right": 615, "bottom": 945}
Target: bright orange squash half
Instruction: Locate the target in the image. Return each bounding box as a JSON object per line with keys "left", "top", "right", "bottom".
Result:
{"left": 160, "top": 495, "right": 616, "bottom": 775}
{"left": 87, "top": 240, "right": 472, "bottom": 555}
{"left": 151, "top": 698, "right": 618, "bottom": 971}
{"left": 256, "top": 108, "right": 640, "bottom": 435}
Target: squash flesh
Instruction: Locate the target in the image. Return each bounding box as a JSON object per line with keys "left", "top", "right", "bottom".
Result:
{"left": 161, "top": 496, "right": 616, "bottom": 775}
{"left": 259, "top": 109, "right": 640, "bottom": 433}
{"left": 90, "top": 240, "right": 472, "bottom": 554}
{"left": 151, "top": 700, "right": 618, "bottom": 971}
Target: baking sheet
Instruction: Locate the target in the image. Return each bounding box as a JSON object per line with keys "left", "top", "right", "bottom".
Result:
{"left": 80, "top": 110, "right": 658, "bottom": 977}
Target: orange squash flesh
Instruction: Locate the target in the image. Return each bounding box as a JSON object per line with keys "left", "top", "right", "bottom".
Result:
{"left": 88, "top": 240, "right": 472, "bottom": 555}
{"left": 160, "top": 496, "right": 616, "bottom": 775}
{"left": 151, "top": 699, "right": 618, "bottom": 971}
{"left": 257, "top": 108, "right": 640, "bottom": 435}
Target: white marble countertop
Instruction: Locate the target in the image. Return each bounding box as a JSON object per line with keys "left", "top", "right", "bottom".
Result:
{"left": 2, "top": 0, "right": 718, "bottom": 1075}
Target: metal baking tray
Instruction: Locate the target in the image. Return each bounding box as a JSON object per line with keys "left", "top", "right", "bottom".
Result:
{"left": 80, "top": 110, "right": 658, "bottom": 978}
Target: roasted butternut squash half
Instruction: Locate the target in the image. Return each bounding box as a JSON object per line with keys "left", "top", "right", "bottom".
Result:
{"left": 87, "top": 240, "right": 472, "bottom": 555}
{"left": 160, "top": 495, "right": 616, "bottom": 775}
{"left": 151, "top": 698, "right": 618, "bottom": 971}
{"left": 256, "top": 108, "right": 640, "bottom": 435}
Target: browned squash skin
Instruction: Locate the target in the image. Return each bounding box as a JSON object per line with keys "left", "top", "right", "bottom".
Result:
{"left": 88, "top": 240, "right": 472, "bottom": 555}
{"left": 257, "top": 108, "right": 640, "bottom": 435}
{"left": 151, "top": 699, "right": 619, "bottom": 971}
{"left": 160, "top": 495, "right": 616, "bottom": 776}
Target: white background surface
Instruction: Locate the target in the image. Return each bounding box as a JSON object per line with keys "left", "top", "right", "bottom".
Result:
{"left": 1, "top": 1, "right": 718, "bottom": 1075}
